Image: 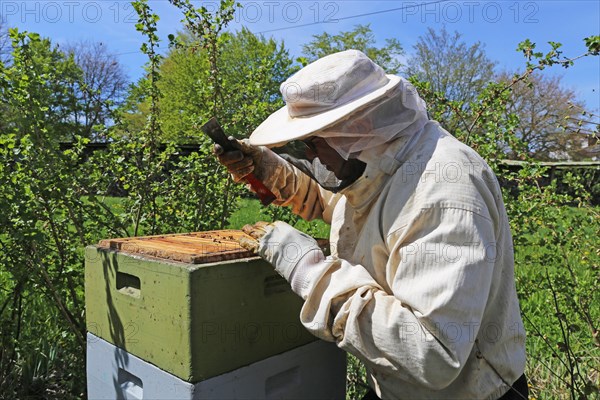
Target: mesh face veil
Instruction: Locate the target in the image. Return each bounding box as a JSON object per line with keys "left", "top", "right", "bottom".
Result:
{"left": 278, "top": 77, "right": 430, "bottom": 192}
{"left": 315, "top": 77, "right": 429, "bottom": 161}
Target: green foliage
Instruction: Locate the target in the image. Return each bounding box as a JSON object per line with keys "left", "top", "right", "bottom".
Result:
{"left": 0, "top": 30, "right": 91, "bottom": 399}
{"left": 584, "top": 35, "right": 600, "bottom": 55}
{"left": 0, "top": 1, "right": 245, "bottom": 397}
{"left": 346, "top": 354, "right": 370, "bottom": 399}
{"left": 301, "top": 24, "right": 404, "bottom": 73}
{"left": 0, "top": 5, "right": 598, "bottom": 398}
{"left": 101, "top": 0, "right": 242, "bottom": 237}
{"left": 1, "top": 29, "right": 83, "bottom": 143}
{"left": 147, "top": 0, "right": 298, "bottom": 143}
{"left": 510, "top": 198, "right": 600, "bottom": 398}
{"left": 132, "top": 26, "right": 297, "bottom": 142}
{"left": 227, "top": 198, "right": 329, "bottom": 238}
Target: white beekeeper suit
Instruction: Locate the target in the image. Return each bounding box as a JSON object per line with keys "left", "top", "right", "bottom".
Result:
{"left": 241, "top": 50, "right": 527, "bottom": 399}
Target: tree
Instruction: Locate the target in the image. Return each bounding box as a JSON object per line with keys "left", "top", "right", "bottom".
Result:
{"left": 122, "top": 27, "right": 297, "bottom": 142}
{"left": 0, "top": 21, "right": 10, "bottom": 64}
{"left": 405, "top": 26, "right": 496, "bottom": 106}
{"left": 301, "top": 24, "right": 404, "bottom": 74}
{"left": 0, "top": 22, "right": 11, "bottom": 126}
{"left": 63, "top": 41, "right": 129, "bottom": 140}
{"left": 0, "top": 29, "right": 82, "bottom": 143}
{"left": 499, "top": 71, "right": 596, "bottom": 160}
{"left": 0, "top": 29, "right": 89, "bottom": 398}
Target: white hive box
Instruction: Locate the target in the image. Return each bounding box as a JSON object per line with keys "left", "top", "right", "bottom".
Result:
{"left": 86, "top": 333, "right": 346, "bottom": 399}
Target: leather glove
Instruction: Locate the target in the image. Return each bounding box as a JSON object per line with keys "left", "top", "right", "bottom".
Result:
{"left": 240, "top": 221, "right": 327, "bottom": 299}
{"left": 214, "top": 138, "right": 264, "bottom": 183}
{"left": 239, "top": 221, "right": 274, "bottom": 253}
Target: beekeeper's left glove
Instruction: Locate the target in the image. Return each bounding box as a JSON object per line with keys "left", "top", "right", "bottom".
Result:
{"left": 239, "top": 221, "right": 274, "bottom": 252}
{"left": 240, "top": 221, "right": 327, "bottom": 298}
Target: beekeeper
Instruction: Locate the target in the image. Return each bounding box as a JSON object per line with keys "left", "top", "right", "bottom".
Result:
{"left": 214, "top": 50, "right": 528, "bottom": 400}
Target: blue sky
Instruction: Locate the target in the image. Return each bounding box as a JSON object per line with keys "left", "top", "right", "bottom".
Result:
{"left": 2, "top": 0, "right": 599, "bottom": 114}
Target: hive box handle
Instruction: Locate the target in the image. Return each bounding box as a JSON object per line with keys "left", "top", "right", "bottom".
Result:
{"left": 116, "top": 272, "right": 141, "bottom": 298}
{"left": 265, "top": 366, "right": 300, "bottom": 399}
{"left": 118, "top": 368, "right": 143, "bottom": 399}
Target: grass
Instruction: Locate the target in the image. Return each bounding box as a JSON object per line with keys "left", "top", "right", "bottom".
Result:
{"left": 226, "top": 197, "right": 272, "bottom": 229}
{"left": 228, "top": 197, "right": 330, "bottom": 238}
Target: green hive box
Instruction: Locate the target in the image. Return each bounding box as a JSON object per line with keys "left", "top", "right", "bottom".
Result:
{"left": 85, "top": 230, "right": 318, "bottom": 382}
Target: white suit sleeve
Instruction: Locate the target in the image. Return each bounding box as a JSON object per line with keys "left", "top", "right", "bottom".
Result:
{"left": 296, "top": 206, "right": 498, "bottom": 390}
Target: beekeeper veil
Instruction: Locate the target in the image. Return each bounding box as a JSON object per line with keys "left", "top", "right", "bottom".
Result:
{"left": 250, "top": 49, "right": 429, "bottom": 191}
{"left": 314, "top": 77, "right": 428, "bottom": 162}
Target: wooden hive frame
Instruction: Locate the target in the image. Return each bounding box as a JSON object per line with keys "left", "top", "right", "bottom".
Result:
{"left": 98, "top": 230, "right": 256, "bottom": 264}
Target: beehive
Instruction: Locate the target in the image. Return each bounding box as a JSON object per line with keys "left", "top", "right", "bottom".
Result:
{"left": 85, "top": 230, "right": 322, "bottom": 382}
{"left": 87, "top": 332, "right": 346, "bottom": 400}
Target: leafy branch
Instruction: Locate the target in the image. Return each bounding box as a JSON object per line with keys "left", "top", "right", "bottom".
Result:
{"left": 168, "top": 0, "right": 238, "bottom": 116}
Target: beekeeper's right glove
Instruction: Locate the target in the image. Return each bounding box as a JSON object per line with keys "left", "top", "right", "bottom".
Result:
{"left": 213, "top": 138, "right": 265, "bottom": 183}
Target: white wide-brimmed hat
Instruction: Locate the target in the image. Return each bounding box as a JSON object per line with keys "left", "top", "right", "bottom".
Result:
{"left": 249, "top": 49, "right": 401, "bottom": 147}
